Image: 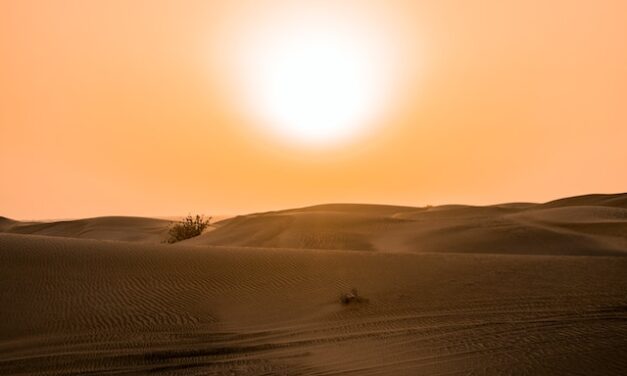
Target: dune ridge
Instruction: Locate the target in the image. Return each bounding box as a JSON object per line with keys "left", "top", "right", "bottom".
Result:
{"left": 2, "top": 193, "right": 625, "bottom": 256}
{"left": 1, "top": 193, "right": 626, "bottom": 374}
{"left": 185, "top": 193, "right": 627, "bottom": 256}
{"left": 0, "top": 216, "right": 172, "bottom": 243}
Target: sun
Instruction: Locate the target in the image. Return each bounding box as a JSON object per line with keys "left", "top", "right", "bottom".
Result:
{"left": 250, "top": 26, "right": 385, "bottom": 146}
{"left": 222, "top": 5, "right": 403, "bottom": 147}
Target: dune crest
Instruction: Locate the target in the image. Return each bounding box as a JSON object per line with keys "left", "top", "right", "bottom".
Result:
{"left": 2, "top": 193, "right": 626, "bottom": 256}
{"left": 185, "top": 193, "right": 627, "bottom": 256}
{"left": 1, "top": 194, "right": 626, "bottom": 374}
{"left": 0, "top": 216, "right": 172, "bottom": 243}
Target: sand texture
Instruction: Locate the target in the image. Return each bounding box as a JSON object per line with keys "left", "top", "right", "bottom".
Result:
{"left": 0, "top": 216, "right": 172, "bottom": 243}
{"left": 1, "top": 193, "right": 626, "bottom": 375}
{"left": 185, "top": 193, "right": 627, "bottom": 256}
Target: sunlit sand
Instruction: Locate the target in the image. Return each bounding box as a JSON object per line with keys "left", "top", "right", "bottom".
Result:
{"left": 1, "top": 193, "right": 626, "bottom": 374}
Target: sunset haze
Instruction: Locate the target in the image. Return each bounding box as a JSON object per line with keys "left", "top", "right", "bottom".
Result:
{"left": 2, "top": 0, "right": 626, "bottom": 219}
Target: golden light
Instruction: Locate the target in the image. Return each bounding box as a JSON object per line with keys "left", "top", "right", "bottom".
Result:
{"left": 218, "top": 4, "right": 409, "bottom": 147}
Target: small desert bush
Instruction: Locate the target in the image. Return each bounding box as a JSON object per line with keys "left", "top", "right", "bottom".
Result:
{"left": 167, "top": 214, "right": 211, "bottom": 243}
{"left": 340, "top": 288, "right": 368, "bottom": 305}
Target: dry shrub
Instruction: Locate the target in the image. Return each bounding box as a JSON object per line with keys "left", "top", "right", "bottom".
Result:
{"left": 340, "top": 288, "right": 368, "bottom": 305}
{"left": 167, "top": 214, "right": 211, "bottom": 243}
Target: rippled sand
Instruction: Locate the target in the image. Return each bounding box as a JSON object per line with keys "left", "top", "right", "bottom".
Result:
{"left": 1, "top": 193, "right": 626, "bottom": 374}
{"left": 1, "top": 234, "right": 626, "bottom": 375}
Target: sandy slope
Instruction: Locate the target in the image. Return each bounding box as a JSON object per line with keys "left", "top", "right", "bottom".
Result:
{"left": 2, "top": 193, "right": 625, "bottom": 256}
{"left": 1, "top": 233, "right": 626, "bottom": 375}
{"left": 0, "top": 194, "right": 626, "bottom": 374}
{"left": 183, "top": 193, "right": 627, "bottom": 256}
{"left": 1, "top": 216, "right": 172, "bottom": 243}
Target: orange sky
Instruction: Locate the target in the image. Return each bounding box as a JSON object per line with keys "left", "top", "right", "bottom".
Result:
{"left": 1, "top": 0, "right": 626, "bottom": 219}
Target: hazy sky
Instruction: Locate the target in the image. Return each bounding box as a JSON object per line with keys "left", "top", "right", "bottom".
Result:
{"left": 1, "top": 0, "right": 626, "bottom": 219}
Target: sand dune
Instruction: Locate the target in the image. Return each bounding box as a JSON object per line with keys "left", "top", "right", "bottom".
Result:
{"left": 0, "top": 217, "right": 17, "bottom": 232}
{"left": 2, "top": 193, "right": 625, "bottom": 256}
{"left": 1, "top": 234, "right": 626, "bottom": 375}
{"left": 1, "top": 194, "right": 626, "bottom": 374}
{"left": 183, "top": 193, "right": 627, "bottom": 256}
{"left": 540, "top": 193, "right": 627, "bottom": 209}
{"left": 1, "top": 216, "right": 172, "bottom": 243}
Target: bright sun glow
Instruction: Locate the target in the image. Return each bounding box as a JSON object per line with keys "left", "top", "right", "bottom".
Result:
{"left": 251, "top": 28, "right": 384, "bottom": 145}
{"left": 225, "top": 5, "right": 403, "bottom": 147}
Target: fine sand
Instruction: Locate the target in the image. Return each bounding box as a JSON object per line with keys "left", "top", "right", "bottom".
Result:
{"left": 184, "top": 193, "right": 627, "bottom": 256}
{"left": 1, "top": 193, "right": 626, "bottom": 374}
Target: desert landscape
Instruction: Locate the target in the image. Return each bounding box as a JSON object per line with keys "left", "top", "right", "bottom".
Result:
{"left": 1, "top": 193, "right": 626, "bottom": 375}
{"left": 3, "top": 1, "right": 627, "bottom": 374}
